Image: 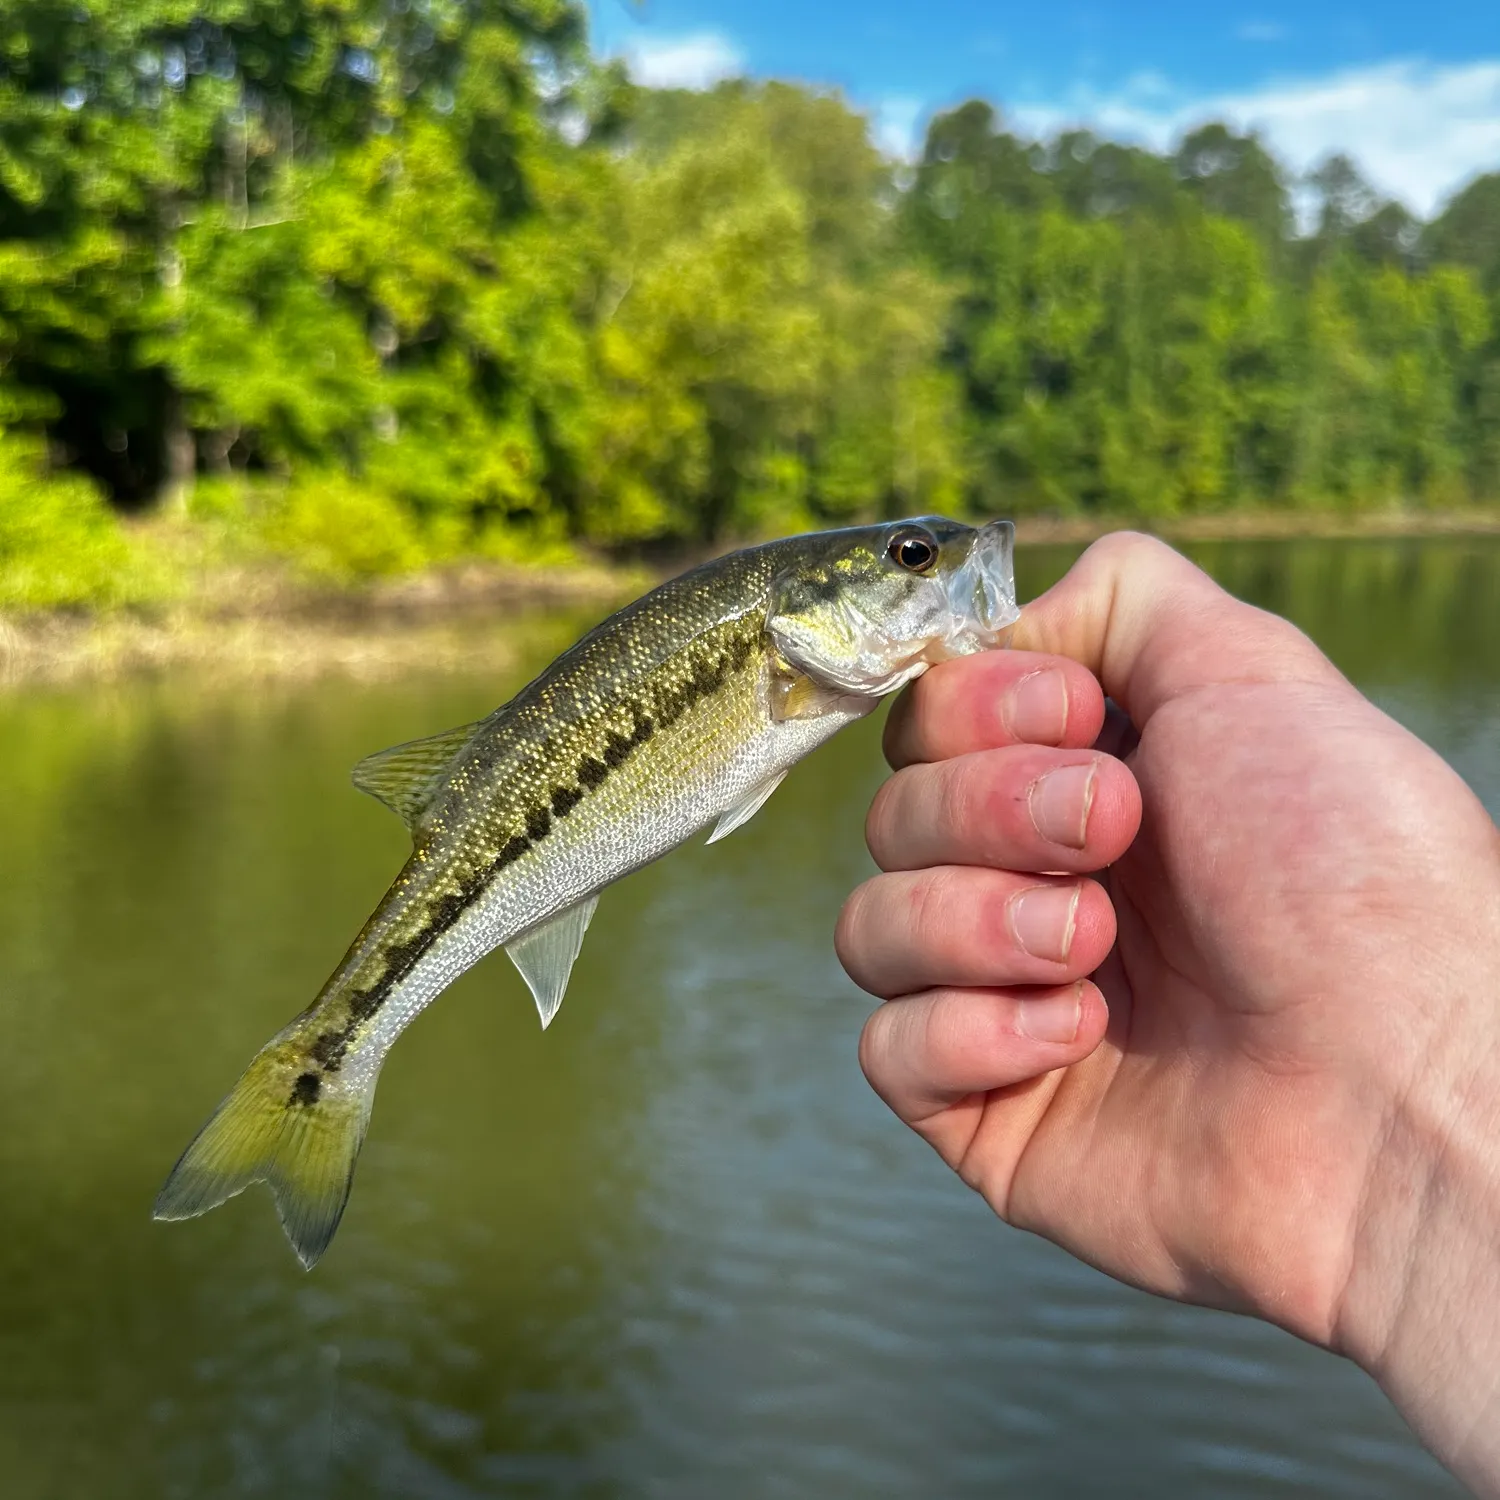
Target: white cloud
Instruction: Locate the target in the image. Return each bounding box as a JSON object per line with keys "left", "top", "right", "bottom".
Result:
{"left": 1006, "top": 57, "right": 1500, "bottom": 218}
{"left": 1236, "top": 22, "right": 1288, "bottom": 43}
{"left": 872, "top": 96, "right": 924, "bottom": 161}
{"left": 1121, "top": 70, "right": 1174, "bottom": 101}
{"left": 624, "top": 32, "right": 743, "bottom": 91}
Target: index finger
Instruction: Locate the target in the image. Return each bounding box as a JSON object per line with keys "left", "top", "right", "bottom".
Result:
{"left": 884, "top": 650, "right": 1107, "bottom": 769}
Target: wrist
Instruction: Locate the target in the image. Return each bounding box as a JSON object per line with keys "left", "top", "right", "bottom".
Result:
{"left": 1336, "top": 1013, "right": 1500, "bottom": 1495}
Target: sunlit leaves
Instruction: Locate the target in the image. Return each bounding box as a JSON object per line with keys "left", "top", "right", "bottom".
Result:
{"left": 2, "top": 0, "right": 1499, "bottom": 579}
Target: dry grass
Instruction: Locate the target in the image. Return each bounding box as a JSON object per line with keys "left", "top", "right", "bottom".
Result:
{"left": 0, "top": 559, "right": 642, "bottom": 687}
{"left": 0, "top": 613, "right": 515, "bottom": 686}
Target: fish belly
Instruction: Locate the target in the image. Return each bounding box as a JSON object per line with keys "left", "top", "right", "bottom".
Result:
{"left": 359, "top": 667, "right": 873, "bottom": 1056}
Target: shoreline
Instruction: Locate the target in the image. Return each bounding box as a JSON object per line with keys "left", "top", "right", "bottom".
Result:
{"left": 4, "top": 509, "right": 1498, "bottom": 686}
{"left": 0, "top": 561, "right": 642, "bottom": 688}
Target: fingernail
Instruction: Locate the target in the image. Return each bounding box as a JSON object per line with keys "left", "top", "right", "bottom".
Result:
{"left": 1008, "top": 885, "right": 1081, "bottom": 963}
{"left": 1018, "top": 984, "right": 1082, "bottom": 1044}
{"left": 1003, "top": 669, "right": 1069, "bottom": 745}
{"left": 1029, "top": 763, "right": 1097, "bottom": 850}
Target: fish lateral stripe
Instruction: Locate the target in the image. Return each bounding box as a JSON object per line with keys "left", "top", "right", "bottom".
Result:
{"left": 551, "top": 784, "right": 584, "bottom": 817}
{"left": 290, "top": 1072, "right": 321, "bottom": 1107}
{"left": 297, "top": 615, "right": 771, "bottom": 1080}
{"left": 155, "top": 516, "right": 1020, "bottom": 1268}
{"left": 498, "top": 833, "right": 531, "bottom": 864}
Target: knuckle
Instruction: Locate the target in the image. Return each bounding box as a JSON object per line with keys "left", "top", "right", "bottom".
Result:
{"left": 1082, "top": 530, "right": 1163, "bottom": 572}
{"left": 882, "top": 694, "right": 918, "bottom": 767}
{"left": 922, "top": 987, "right": 1001, "bottom": 1077}
{"left": 1085, "top": 531, "right": 1203, "bottom": 603}
{"left": 864, "top": 774, "right": 900, "bottom": 860}
{"left": 979, "top": 995, "right": 1022, "bottom": 1059}
{"left": 857, "top": 1008, "right": 891, "bottom": 1087}
{"left": 907, "top": 866, "right": 950, "bottom": 930}
{"left": 956, "top": 750, "right": 1028, "bottom": 857}
{"left": 943, "top": 755, "right": 990, "bottom": 844}
{"left": 833, "top": 883, "right": 871, "bottom": 972}
{"left": 917, "top": 992, "right": 948, "bottom": 1074}
{"left": 871, "top": 763, "right": 949, "bottom": 869}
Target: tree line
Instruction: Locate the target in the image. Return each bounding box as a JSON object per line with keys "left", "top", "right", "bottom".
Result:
{"left": 1, "top": 0, "right": 1498, "bottom": 603}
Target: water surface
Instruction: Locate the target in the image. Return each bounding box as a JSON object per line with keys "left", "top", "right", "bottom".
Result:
{"left": 2, "top": 536, "right": 1494, "bottom": 1498}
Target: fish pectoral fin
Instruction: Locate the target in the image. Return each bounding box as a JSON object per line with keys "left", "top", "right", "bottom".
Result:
{"left": 707, "top": 771, "right": 789, "bottom": 845}
{"left": 506, "top": 895, "right": 600, "bottom": 1030}
{"left": 769, "top": 667, "right": 853, "bottom": 723}
{"left": 351, "top": 722, "right": 483, "bottom": 831}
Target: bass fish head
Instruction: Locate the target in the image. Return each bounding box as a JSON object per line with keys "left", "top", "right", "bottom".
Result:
{"left": 766, "top": 516, "right": 1018, "bottom": 702}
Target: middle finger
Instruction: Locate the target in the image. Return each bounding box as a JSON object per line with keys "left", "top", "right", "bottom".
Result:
{"left": 867, "top": 745, "right": 1141, "bottom": 874}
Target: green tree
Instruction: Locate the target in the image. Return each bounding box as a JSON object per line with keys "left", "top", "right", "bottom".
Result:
{"left": 4, "top": 15, "right": 1500, "bottom": 596}
{"left": 583, "top": 82, "right": 965, "bottom": 543}
{"left": 1175, "top": 124, "right": 1292, "bottom": 248}
{"left": 0, "top": 0, "right": 604, "bottom": 517}
{"left": 1290, "top": 257, "right": 1490, "bottom": 507}
{"left": 1428, "top": 173, "right": 1500, "bottom": 291}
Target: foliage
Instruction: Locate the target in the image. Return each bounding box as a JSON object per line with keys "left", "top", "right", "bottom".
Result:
{"left": 0, "top": 433, "right": 146, "bottom": 607}
{"left": 904, "top": 106, "right": 1500, "bottom": 516}
{"left": 0, "top": 4, "right": 1499, "bottom": 606}
{"left": 258, "top": 472, "right": 427, "bottom": 580}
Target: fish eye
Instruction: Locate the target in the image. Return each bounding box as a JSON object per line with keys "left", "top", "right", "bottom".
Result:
{"left": 887, "top": 527, "right": 938, "bottom": 574}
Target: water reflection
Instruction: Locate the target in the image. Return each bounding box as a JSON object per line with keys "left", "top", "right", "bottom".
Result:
{"left": 3, "top": 537, "right": 1493, "bottom": 1496}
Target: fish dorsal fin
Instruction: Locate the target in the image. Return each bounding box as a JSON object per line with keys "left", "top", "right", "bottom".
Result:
{"left": 706, "top": 771, "right": 788, "bottom": 845}
{"left": 506, "top": 895, "right": 600, "bottom": 1030}
{"left": 351, "top": 722, "right": 482, "bottom": 831}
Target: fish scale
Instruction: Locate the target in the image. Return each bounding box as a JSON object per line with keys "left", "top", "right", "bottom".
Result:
{"left": 154, "top": 516, "right": 1018, "bottom": 1267}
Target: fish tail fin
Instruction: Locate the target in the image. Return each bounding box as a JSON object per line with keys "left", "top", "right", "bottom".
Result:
{"left": 152, "top": 1046, "right": 377, "bottom": 1270}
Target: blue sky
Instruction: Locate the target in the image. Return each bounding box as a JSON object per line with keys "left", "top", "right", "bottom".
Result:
{"left": 585, "top": 0, "right": 1500, "bottom": 218}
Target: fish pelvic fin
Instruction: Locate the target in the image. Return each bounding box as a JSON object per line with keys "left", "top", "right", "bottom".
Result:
{"left": 152, "top": 1044, "right": 378, "bottom": 1270}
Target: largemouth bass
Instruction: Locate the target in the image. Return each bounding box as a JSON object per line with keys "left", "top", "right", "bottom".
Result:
{"left": 154, "top": 517, "right": 1018, "bottom": 1267}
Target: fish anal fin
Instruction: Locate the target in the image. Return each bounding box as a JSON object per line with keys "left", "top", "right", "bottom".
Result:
{"left": 153, "top": 1045, "right": 377, "bottom": 1271}
{"left": 351, "top": 722, "right": 482, "bottom": 831}
{"left": 707, "top": 771, "right": 788, "bottom": 845}
{"left": 506, "top": 895, "right": 600, "bottom": 1030}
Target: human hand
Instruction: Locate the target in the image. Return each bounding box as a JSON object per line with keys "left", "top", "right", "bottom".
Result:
{"left": 837, "top": 533, "right": 1500, "bottom": 1495}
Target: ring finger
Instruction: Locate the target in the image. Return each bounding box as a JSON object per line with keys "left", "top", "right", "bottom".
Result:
{"left": 837, "top": 867, "right": 1116, "bottom": 999}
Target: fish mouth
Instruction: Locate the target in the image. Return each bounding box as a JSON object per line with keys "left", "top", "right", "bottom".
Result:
{"left": 941, "top": 519, "right": 1019, "bottom": 653}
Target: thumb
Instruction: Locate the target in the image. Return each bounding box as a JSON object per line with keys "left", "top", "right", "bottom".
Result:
{"left": 1012, "top": 533, "right": 1344, "bottom": 727}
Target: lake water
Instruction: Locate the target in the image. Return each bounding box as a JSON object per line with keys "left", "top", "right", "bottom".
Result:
{"left": 2, "top": 535, "right": 1496, "bottom": 1499}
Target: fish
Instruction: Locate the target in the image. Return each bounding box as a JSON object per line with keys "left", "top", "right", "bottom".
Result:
{"left": 153, "top": 516, "right": 1018, "bottom": 1267}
